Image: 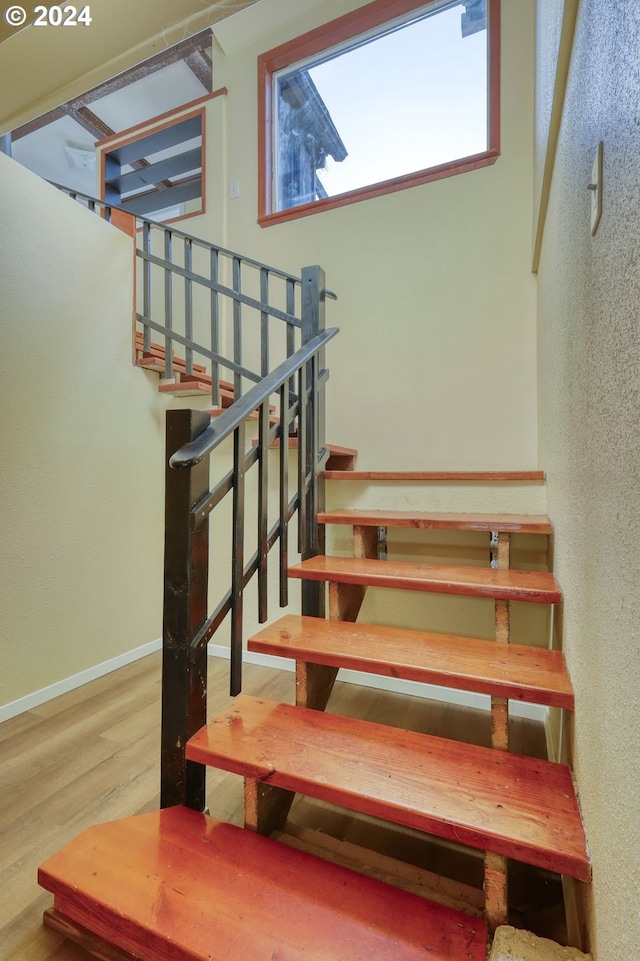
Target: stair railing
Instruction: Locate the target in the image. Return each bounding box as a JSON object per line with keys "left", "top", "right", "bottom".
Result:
{"left": 55, "top": 185, "right": 338, "bottom": 810}
{"left": 52, "top": 184, "right": 336, "bottom": 407}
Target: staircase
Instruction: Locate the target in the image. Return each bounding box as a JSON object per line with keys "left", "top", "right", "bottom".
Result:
{"left": 38, "top": 191, "right": 589, "bottom": 960}
{"left": 38, "top": 479, "right": 589, "bottom": 961}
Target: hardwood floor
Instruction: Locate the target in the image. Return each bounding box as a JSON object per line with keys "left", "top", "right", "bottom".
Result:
{"left": 0, "top": 652, "right": 565, "bottom": 960}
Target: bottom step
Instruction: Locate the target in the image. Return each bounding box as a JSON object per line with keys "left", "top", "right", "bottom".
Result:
{"left": 39, "top": 806, "right": 487, "bottom": 961}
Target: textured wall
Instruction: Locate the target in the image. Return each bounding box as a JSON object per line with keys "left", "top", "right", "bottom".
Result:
{"left": 0, "top": 157, "right": 165, "bottom": 708}
{"left": 536, "top": 1, "right": 640, "bottom": 957}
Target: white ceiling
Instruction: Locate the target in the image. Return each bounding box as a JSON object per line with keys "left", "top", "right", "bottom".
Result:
{"left": 0, "top": 0, "right": 259, "bottom": 133}
{"left": 10, "top": 60, "right": 209, "bottom": 196}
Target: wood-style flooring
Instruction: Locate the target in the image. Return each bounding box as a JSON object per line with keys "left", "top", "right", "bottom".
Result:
{"left": 0, "top": 652, "right": 565, "bottom": 961}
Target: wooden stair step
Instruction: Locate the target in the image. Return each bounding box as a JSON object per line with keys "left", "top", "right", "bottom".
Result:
{"left": 137, "top": 353, "right": 208, "bottom": 375}
{"left": 288, "top": 556, "right": 562, "bottom": 604}
{"left": 157, "top": 379, "right": 212, "bottom": 396}
{"left": 248, "top": 614, "right": 574, "bottom": 709}
{"left": 319, "top": 509, "right": 551, "bottom": 534}
{"left": 324, "top": 470, "right": 545, "bottom": 481}
{"left": 187, "top": 696, "right": 589, "bottom": 881}
{"left": 134, "top": 334, "right": 208, "bottom": 372}
{"left": 251, "top": 439, "right": 357, "bottom": 465}
{"left": 38, "top": 806, "right": 487, "bottom": 961}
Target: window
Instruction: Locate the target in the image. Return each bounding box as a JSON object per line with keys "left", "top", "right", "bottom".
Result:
{"left": 258, "top": 0, "right": 500, "bottom": 224}
{"left": 99, "top": 107, "right": 206, "bottom": 224}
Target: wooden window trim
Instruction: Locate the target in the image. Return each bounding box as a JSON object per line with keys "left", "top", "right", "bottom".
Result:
{"left": 96, "top": 90, "right": 229, "bottom": 226}
{"left": 258, "top": 0, "right": 500, "bottom": 226}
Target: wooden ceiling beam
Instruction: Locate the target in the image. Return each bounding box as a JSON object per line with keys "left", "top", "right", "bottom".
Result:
{"left": 10, "top": 28, "right": 212, "bottom": 141}
{"left": 64, "top": 105, "right": 115, "bottom": 141}
{"left": 184, "top": 49, "right": 213, "bottom": 91}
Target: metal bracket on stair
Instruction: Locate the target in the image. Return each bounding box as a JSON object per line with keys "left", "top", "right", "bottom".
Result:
{"left": 378, "top": 526, "right": 388, "bottom": 560}
{"left": 489, "top": 531, "right": 499, "bottom": 568}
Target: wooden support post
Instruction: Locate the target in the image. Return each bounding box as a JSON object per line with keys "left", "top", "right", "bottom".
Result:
{"left": 244, "top": 778, "right": 295, "bottom": 835}
{"left": 491, "top": 531, "right": 511, "bottom": 749}
{"left": 296, "top": 661, "right": 339, "bottom": 711}
{"left": 486, "top": 530, "right": 511, "bottom": 932}
{"left": 353, "top": 524, "right": 378, "bottom": 559}
{"left": 161, "top": 409, "right": 210, "bottom": 811}
{"left": 294, "top": 528, "right": 370, "bottom": 711}
{"left": 484, "top": 851, "right": 509, "bottom": 932}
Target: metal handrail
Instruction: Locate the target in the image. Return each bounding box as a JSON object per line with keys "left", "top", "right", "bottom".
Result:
{"left": 53, "top": 182, "right": 337, "bottom": 810}
{"left": 49, "top": 183, "right": 302, "bottom": 283}
{"left": 170, "top": 329, "right": 338, "bottom": 469}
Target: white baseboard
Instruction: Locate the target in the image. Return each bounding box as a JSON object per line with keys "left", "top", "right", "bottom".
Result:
{"left": 208, "top": 644, "right": 549, "bottom": 724}
{"left": 0, "top": 637, "right": 162, "bottom": 724}
{"left": 1, "top": 637, "right": 549, "bottom": 727}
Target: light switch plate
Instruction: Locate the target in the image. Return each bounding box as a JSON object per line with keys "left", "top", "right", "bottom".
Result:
{"left": 229, "top": 179, "right": 240, "bottom": 199}
{"left": 590, "top": 141, "right": 603, "bottom": 236}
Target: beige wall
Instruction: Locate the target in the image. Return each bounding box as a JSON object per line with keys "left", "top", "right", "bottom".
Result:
{"left": 184, "top": 0, "right": 548, "bottom": 662}
{"left": 0, "top": 156, "right": 165, "bottom": 711}
{"left": 187, "top": 0, "right": 539, "bottom": 471}
{"left": 535, "top": 1, "right": 640, "bottom": 958}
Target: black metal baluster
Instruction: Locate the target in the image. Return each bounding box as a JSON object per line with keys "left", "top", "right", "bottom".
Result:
{"left": 142, "top": 223, "right": 151, "bottom": 353}
{"left": 279, "top": 382, "right": 289, "bottom": 607}
{"left": 286, "top": 279, "right": 296, "bottom": 430}
{"left": 297, "top": 363, "right": 307, "bottom": 555}
{"left": 309, "top": 352, "right": 319, "bottom": 540}
{"left": 184, "top": 238, "right": 193, "bottom": 377}
{"left": 260, "top": 268, "right": 269, "bottom": 378}
{"left": 258, "top": 400, "right": 269, "bottom": 623}
{"left": 210, "top": 248, "right": 220, "bottom": 407}
{"left": 300, "top": 266, "right": 326, "bottom": 619}
{"left": 164, "top": 229, "right": 173, "bottom": 379}
{"left": 230, "top": 419, "right": 246, "bottom": 696}
{"left": 233, "top": 256, "right": 242, "bottom": 403}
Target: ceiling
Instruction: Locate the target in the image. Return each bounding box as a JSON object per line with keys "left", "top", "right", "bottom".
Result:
{"left": 1, "top": 0, "right": 348, "bottom": 198}
{"left": 9, "top": 32, "right": 214, "bottom": 197}
{"left": 0, "top": 0, "right": 260, "bottom": 134}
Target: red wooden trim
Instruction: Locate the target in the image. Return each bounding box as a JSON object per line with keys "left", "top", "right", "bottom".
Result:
{"left": 324, "top": 470, "right": 546, "bottom": 481}
{"left": 260, "top": 0, "right": 462, "bottom": 74}
{"left": 318, "top": 509, "right": 551, "bottom": 534}
{"left": 200, "top": 106, "right": 207, "bottom": 217}
{"left": 259, "top": 152, "right": 499, "bottom": 227}
{"left": 258, "top": 0, "right": 501, "bottom": 224}
{"left": 488, "top": 0, "right": 501, "bottom": 155}
{"left": 94, "top": 88, "right": 226, "bottom": 150}
{"left": 257, "top": 56, "right": 271, "bottom": 226}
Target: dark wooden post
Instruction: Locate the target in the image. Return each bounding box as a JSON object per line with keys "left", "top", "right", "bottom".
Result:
{"left": 300, "top": 265, "right": 327, "bottom": 620}
{"left": 161, "top": 408, "right": 210, "bottom": 809}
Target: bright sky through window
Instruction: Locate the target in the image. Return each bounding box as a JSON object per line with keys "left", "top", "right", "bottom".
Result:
{"left": 307, "top": 4, "right": 488, "bottom": 197}
{"left": 261, "top": 0, "right": 498, "bottom": 222}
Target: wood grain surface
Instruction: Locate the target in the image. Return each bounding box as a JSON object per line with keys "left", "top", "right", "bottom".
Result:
{"left": 187, "top": 695, "right": 590, "bottom": 880}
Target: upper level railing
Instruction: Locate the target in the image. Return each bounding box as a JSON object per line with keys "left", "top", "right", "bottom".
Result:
{"left": 52, "top": 184, "right": 336, "bottom": 407}
{"left": 56, "top": 185, "right": 338, "bottom": 810}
